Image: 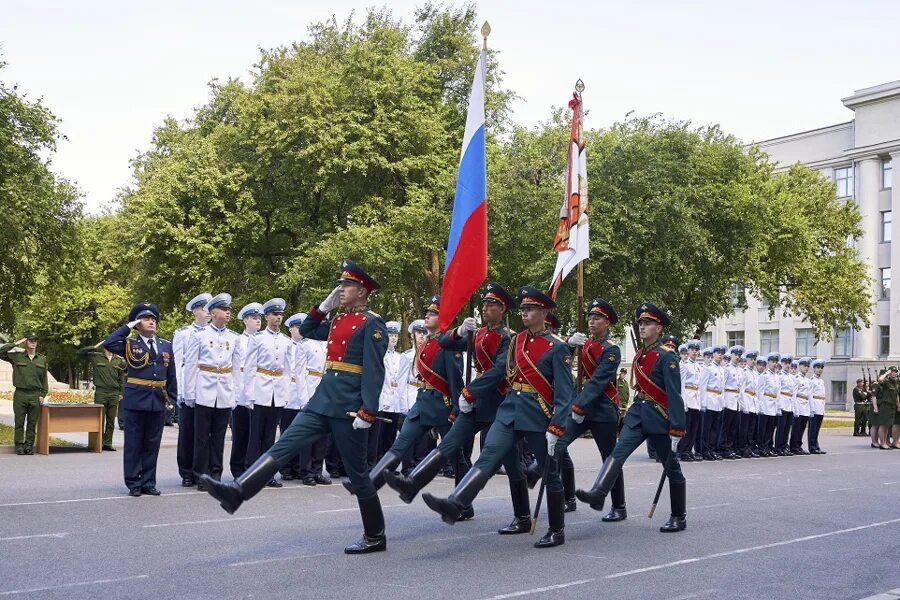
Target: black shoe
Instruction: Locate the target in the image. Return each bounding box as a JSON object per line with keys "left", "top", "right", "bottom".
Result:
{"left": 328, "top": 471, "right": 341, "bottom": 479}
{"left": 302, "top": 477, "right": 317, "bottom": 486}
{"left": 498, "top": 516, "right": 532, "bottom": 534}
{"left": 266, "top": 478, "right": 283, "bottom": 488}
{"left": 182, "top": 478, "right": 196, "bottom": 487}
{"left": 534, "top": 529, "right": 565, "bottom": 548}
{"left": 344, "top": 494, "right": 386, "bottom": 554}
{"left": 534, "top": 490, "right": 565, "bottom": 548}
{"left": 458, "top": 505, "right": 475, "bottom": 521}
{"left": 692, "top": 453, "right": 704, "bottom": 461}
{"left": 128, "top": 488, "right": 141, "bottom": 497}
{"left": 24, "top": 447, "right": 33, "bottom": 455}
{"left": 102, "top": 445, "right": 116, "bottom": 452}
{"left": 602, "top": 506, "right": 627, "bottom": 522}
{"left": 659, "top": 479, "right": 686, "bottom": 533}
{"left": 197, "top": 481, "right": 209, "bottom": 492}
{"left": 702, "top": 452, "right": 716, "bottom": 461}
{"left": 564, "top": 499, "right": 577, "bottom": 513}
{"left": 680, "top": 453, "right": 694, "bottom": 462}
{"left": 660, "top": 515, "right": 687, "bottom": 532}
{"left": 141, "top": 486, "right": 161, "bottom": 496}
{"left": 315, "top": 474, "right": 332, "bottom": 485}
{"left": 202, "top": 454, "right": 280, "bottom": 514}
{"left": 15, "top": 447, "right": 24, "bottom": 456}
{"left": 344, "top": 534, "right": 386, "bottom": 554}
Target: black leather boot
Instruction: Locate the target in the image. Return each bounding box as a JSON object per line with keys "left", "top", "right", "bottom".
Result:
{"left": 659, "top": 479, "right": 686, "bottom": 533}
{"left": 423, "top": 468, "right": 487, "bottom": 525}
{"left": 342, "top": 450, "right": 402, "bottom": 495}
{"left": 498, "top": 478, "right": 532, "bottom": 535}
{"left": 562, "top": 460, "right": 576, "bottom": 513}
{"left": 534, "top": 490, "right": 565, "bottom": 548}
{"left": 524, "top": 460, "right": 541, "bottom": 489}
{"left": 384, "top": 449, "right": 446, "bottom": 504}
{"left": 575, "top": 456, "right": 622, "bottom": 511}
{"left": 602, "top": 462, "right": 627, "bottom": 522}
{"left": 455, "top": 456, "right": 475, "bottom": 521}
{"left": 344, "top": 494, "right": 386, "bottom": 554}
{"left": 201, "top": 453, "right": 279, "bottom": 514}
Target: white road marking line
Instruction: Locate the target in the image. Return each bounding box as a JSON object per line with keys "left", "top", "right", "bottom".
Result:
{"left": 827, "top": 487, "right": 855, "bottom": 492}
{"left": 663, "top": 590, "right": 720, "bottom": 600}
{"left": 0, "top": 574, "right": 149, "bottom": 596}
{"left": 0, "top": 490, "right": 204, "bottom": 507}
{"left": 757, "top": 494, "right": 797, "bottom": 501}
{"left": 690, "top": 503, "right": 731, "bottom": 510}
{"left": 315, "top": 495, "right": 506, "bottom": 514}
{"left": 432, "top": 530, "right": 497, "bottom": 542}
{"left": 381, "top": 583, "right": 417, "bottom": 589}
{"left": 559, "top": 551, "right": 606, "bottom": 559}
{"left": 142, "top": 515, "right": 265, "bottom": 528}
{"left": 0, "top": 532, "right": 68, "bottom": 541}
{"left": 229, "top": 552, "right": 334, "bottom": 567}
{"left": 883, "top": 481, "right": 899, "bottom": 486}
{"left": 479, "top": 578, "right": 595, "bottom": 599}
{"left": 604, "top": 517, "right": 900, "bottom": 579}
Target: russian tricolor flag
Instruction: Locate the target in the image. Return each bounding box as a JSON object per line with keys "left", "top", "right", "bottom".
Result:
{"left": 439, "top": 48, "right": 488, "bottom": 331}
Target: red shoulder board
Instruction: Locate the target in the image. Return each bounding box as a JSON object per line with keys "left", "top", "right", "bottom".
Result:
{"left": 326, "top": 312, "right": 367, "bottom": 362}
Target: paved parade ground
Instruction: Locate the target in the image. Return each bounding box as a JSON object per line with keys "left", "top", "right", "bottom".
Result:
{"left": 0, "top": 430, "right": 898, "bottom": 600}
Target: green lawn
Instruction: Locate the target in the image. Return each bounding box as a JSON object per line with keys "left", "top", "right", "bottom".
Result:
{"left": 0, "top": 423, "right": 76, "bottom": 446}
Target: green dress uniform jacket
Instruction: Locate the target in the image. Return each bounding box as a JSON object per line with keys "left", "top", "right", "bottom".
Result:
{"left": 77, "top": 347, "right": 126, "bottom": 398}
{"left": 0, "top": 343, "right": 49, "bottom": 397}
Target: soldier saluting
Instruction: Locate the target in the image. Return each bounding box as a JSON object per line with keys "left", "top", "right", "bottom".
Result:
{"left": 200, "top": 260, "right": 389, "bottom": 554}
{"left": 103, "top": 303, "right": 177, "bottom": 496}
{"left": 576, "top": 302, "right": 688, "bottom": 533}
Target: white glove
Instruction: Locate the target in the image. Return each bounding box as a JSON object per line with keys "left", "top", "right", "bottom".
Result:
{"left": 127, "top": 319, "right": 141, "bottom": 329}
{"left": 567, "top": 332, "right": 587, "bottom": 347}
{"left": 670, "top": 435, "right": 680, "bottom": 453}
{"left": 458, "top": 394, "right": 473, "bottom": 413}
{"left": 319, "top": 286, "right": 342, "bottom": 314}
{"left": 546, "top": 431, "right": 560, "bottom": 457}
{"left": 571, "top": 411, "right": 585, "bottom": 424}
{"left": 182, "top": 397, "right": 196, "bottom": 408}
{"left": 457, "top": 317, "right": 477, "bottom": 337}
{"left": 352, "top": 416, "right": 372, "bottom": 430}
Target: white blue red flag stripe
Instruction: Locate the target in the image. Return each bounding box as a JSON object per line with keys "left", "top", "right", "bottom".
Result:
{"left": 440, "top": 48, "right": 488, "bottom": 331}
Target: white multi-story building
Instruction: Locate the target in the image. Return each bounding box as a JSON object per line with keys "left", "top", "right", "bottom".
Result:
{"left": 704, "top": 80, "right": 899, "bottom": 408}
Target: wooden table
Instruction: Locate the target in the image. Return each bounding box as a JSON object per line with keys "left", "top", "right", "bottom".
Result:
{"left": 36, "top": 403, "right": 104, "bottom": 454}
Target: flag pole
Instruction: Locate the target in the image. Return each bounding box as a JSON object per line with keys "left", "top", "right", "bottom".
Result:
{"left": 574, "top": 79, "right": 586, "bottom": 394}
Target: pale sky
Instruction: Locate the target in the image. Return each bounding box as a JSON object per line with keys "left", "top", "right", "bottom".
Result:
{"left": 3, "top": 0, "right": 898, "bottom": 213}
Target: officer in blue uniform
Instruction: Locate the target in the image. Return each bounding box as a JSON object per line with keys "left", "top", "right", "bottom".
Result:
{"left": 384, "top": 283, "right": 530, "bottom": 532}
{"left": 576, "top": 302, "right": 688, "bottom": 533}
{"left": 103, "top": 303, "right": 177, "bottom": 496}
{"left": 200, "top": 260, "right": 389, "bottom": 554}
{"left": 423, "top": 287, "right": 574, "bottom": 549}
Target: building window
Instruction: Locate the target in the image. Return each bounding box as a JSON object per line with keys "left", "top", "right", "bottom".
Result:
{"left": 795, "top": 328, "right": 817, "bottom": 357}
{"left": 830, "top": 381, "right": 846, "bottom": 409}
{"left": 884, "top": 159, "right": 893, "bottom": 190}
{"left": 760, "top": 329, "right": 779, "bottom": 354}
{"left": 881, "top": 268, "right": 891, "bottom": 299}
{"left": 834, "top": 166, "right": 854, "bottom": 198}
{"left": 882, "top": 211, "right": 892, "bottom": 242}
{"left": 880, "top": 326, "right": 890, "bottom": 357}
{"left": 727, "top": 331, "right": 745, "bottom": 348}
{"left": 729, "top": 283, "right": 745, "bottom": 307}
{"left": 700, "top": 332, "right": 712, "bottom": 349}
{"left": 833, "top": 327, "right": 852, "bottom": 358}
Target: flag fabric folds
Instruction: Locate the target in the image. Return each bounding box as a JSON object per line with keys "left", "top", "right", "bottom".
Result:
{"left": 439, "top": 49, "right": 488, "bottom": 331}
{"left": 549, "top": 92, "right": 589, "bottom": 299}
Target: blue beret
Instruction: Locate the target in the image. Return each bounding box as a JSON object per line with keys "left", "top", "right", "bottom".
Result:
{"left": 285, "top": 312, "right": 307, "bottom": 328}
{"left": 262, "top": 298, "right": 286, "bottom": 315}
{"left": 185, "top": 293, "right": 213, "bottom": 313}
{"left": 238, "top": 303, "right": 263, "bottom": 320}
{"left": 206, "top": 293, "right": 232, "bottom": 312}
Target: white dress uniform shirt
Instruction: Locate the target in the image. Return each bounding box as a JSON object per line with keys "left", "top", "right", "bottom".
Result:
{"left": 778, "top": 370, "right": 796, "bottom": 413}
{"left": 722, "top": 361, "right": 742, "bottom": 411}
{"left": 182, "top": 324, "right": 242, "bottom": 409}
{"left": 793, "top": 372, "right": 811, "bottom": 417}
{"left": 809, "top": 374, "right": 826, "bottom": 416}
{"left": 759, "top": 368, "right": 780, "bottom": 417}
{"left": 379, "top": 347, "right": 403, "bottom": 412}
{"left": 743, "top": 367, "right": 758, "bottom": 414}
{"left": 700, "top": 361, "right": 725, "bottom": 412}
{"left": 397, "top": 348, "right": 418, "bottom": 414}
{"left": 286, "top": 340, "right": 309, "bottom": 410}
{"left": 235, "top": 331, "right": 258, "bottom": 408}
{"left": 173, "top": 323, "right": 206, "bottom": 404}
{"left": 304, "top": 339, "right": 327, "bottom": 398}
{"left": 680, "top": 358, "right": 701, "bottom": 410}
{"left": 242, "top": 327, "right": 292, "bottom": 408}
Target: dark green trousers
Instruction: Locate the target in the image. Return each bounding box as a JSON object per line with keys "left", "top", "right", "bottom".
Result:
{"left": 13, "top": 391, "right": 40, "bottom": 450}
{"left": 94, "top": 390, "right": 121, "bottom": 447}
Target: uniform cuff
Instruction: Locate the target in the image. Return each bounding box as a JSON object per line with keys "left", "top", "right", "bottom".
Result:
{"left": 448, "top": 412, "right": 457, "bottom": 423}
{"left": 547, "top": 423, "right": 565, "bottom": 438}
{"left": 461, "top": 387, "right": 475, "bottom": 403}
{"left": 356, "top": 407, "right": 377, "bottom": 424}
{"left": 669, "top": 427, "right": 686, "bottom": 437}
{"left": 572, "top": 403, "right": 586, "bottom": 416}
{"left": 309, "top": 306, "right": 327, "bottom": 320}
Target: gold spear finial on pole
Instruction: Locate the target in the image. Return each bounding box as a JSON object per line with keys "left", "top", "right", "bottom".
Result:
{"left": 575, "top": 78, "right": 585, "bottom": 94}
{"left": 481, "top": 21, "right": 491, "bottom": 50}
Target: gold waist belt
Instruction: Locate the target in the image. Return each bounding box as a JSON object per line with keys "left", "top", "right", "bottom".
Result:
{"left": 724, "top": 388, "right": 739, "bottom": 393}
{"left": 256, "top": 367, "right": 284, "bottom": 377}
{"left": 199, "top": 365, "right": 231, "bottom": 374}
{"left": 418, "top": 382, "right": 436, "bottom": 390}
{"left": 684, "top": 385, "right": 698, "bottom": 391}
{"left": 307, "top": 370, "right": 323, "bottom": 378}
{"left": 512, "top": 382, "right": 538, "bottom": 394}
{"left": 763, "top": 392, "right": 777, "bottom": 398}
{"left": 706, "top": 388, "right": 722, "bottom": 394}
{"left": 797, "top": 394, "right": 808, "bottom": 399}
{"left": 325, "top": 361, "right": 363, "bottom": 375}
{"left": 813, "top": 395, "right": 825, "bottom": 400}
{"left": 127, "top": 377, "right": 165, "bottom": 388}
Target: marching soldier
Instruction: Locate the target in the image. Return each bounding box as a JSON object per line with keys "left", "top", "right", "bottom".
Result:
{"left": 103, "top": 303, "right": 176, "bottom": 496}
{"left": 201, "top": 260, "right": 389, "bottom": 554}
{"left": 173, "top": 292, "right": 211, "bottom": 486}
{"left": 384, "top": 283, "right": 531, "bottom": 533}
{"left": 700, "top": 345, "right": 725, "bottom": 460}
{"left": 183, "top": 293, "right": 242, "bottom": 488}
{"left": 807, "top": 359, "right": 828, "bottom": 453}
{"left": 678, "top": 340, "right": 702, "bottom": 461}
{"left": 422, "top": 287, "right": 574, "bottom": 548}
{"left": 242, "top": 298, "right": 291, "bottom": 488}
{"left": 0, "top": 332, "right": 48, "bottom": 455}
{"left": 281, "top": 312, "right": 308, "bottom": 482}
{"left": 560, "top": 298, "right": 627, "bottom": 522}
{"left": 852, "top": 378, "right": 869, "bottom": 437}
{"left": 350, "top": 296, "right": 466, "bottom": 500}
{"left": 76, "top": 342, "right": 126, "bottom": 451}
{"left": 576, "top": 302, "right": 688, "bottom": 533}
{"left": 230, "top": 302, "right": 262, "bottom": 478}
